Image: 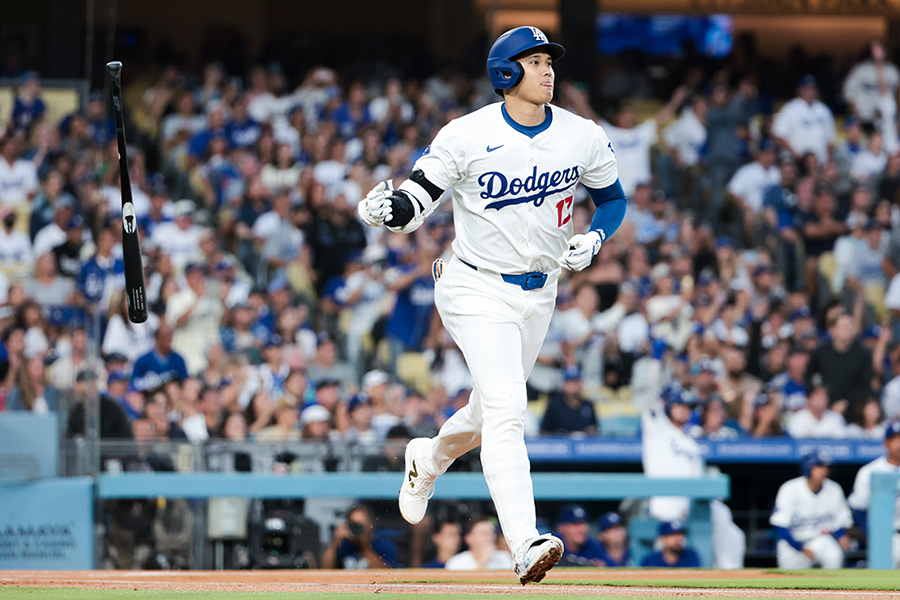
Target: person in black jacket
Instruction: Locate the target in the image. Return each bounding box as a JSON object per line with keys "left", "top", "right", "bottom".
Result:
{"left": 67, "top": 370, "right": 133, "bottom": 439}
{"left": 805, "top": 313, "right": 872, "bottom": 419}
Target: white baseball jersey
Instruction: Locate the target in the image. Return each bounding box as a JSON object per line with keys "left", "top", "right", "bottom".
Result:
{"left": 662, "top": 108, "right": 706, "bottom": 167}
{"left": 772, "top": 98, "right": 836, "bottom": 163}
{"left": 848, "top": 456, "right": 900, "bottom": 530}
{"left": 601, "top": 119, "right": 656, "bottom": 197}
{"left": 785, "top": 409, "right": 846, "bottom": 438}
{"left": 770, "top": 477, "right": 853, "bottom": 543}
{"left": 413, "top": 103, "right": 618, "bottom": 275}
{"left": 726, "top": 161, "right": 781, "bottom": 215}
{"left": 842, "top": 61, "right": 900, "bottom": 121}
{"left": 0, "top": 157, "right": 38, "bottom": 206}
{"left": 641, "top": 405, "right": 703, "bottom": 521}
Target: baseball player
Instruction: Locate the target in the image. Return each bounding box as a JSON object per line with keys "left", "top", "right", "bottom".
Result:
{"left": 553, "top": 504, "right": 605, "bottom": 566}
{"left": 641, "top": 385, "right": 746, "bottom": 568}
{"left": 357, "top": 26, "right": 627, "bottom": 584}
{"left": 769, "top": 450, "right": 853, "bottom": 569}
{"left": 596, "top": 511, "right": 631, "bottom": 567}
{"left": 848, "top": 420, "right": 900, "bottom": 568}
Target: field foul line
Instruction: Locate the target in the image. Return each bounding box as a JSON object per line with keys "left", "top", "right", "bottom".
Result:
{"left": 2, "top": 579, "right": 898, "bottom": 598}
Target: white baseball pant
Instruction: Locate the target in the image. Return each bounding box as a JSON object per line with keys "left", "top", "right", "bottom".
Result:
{"left": 425, "top": 255, "right": 557, "bottom": 554}
{"left": 776, "top": 535, "right": 845, "bottom": 569}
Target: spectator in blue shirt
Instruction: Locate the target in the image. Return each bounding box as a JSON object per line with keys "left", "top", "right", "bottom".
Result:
{"left": 137, "top": 180, "right": 174, "bottom": 239}
{"left": 226, "top": 95, "right": 261, "bottom": 149}
{"left": 385, "top": 245, "right": 436, "bottom": 359}
{"left": 321, "top": 504, "right": 400, "bottom": 569}
{"left": 640, "top": 521, "right": 701, "bottom": 567}
{"left": 555, "top": 504, "right": 606, "bottom": 566}
{"left": 131, "top": 321, "right": 189, "bottom": 392}
{"left": 187, "top": 105, "right": 228, "bottom": 168}
{"left": 11, "top": 71, "right": 45, "bottom": 135}
{"left": 331, "top": 82, "right": 372, "bottom": 139}
{"left": 596, "top": 512, "right": 632, "bottom": 567}
{"left": 540, "top": 366, "right": 598, "bottom": 436}
{"left": 78, "top": 226, "right": 125, "bottom": 308}
{"left": 422, "top": 520, "right": 462, "bottom": 569}
{"left": 85, "top": 92, "right": 115, "bottom": 147}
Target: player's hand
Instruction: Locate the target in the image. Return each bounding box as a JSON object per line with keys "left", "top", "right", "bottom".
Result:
{"left": 358, "top": 180, "right": 394, "bottom": 227}
{"left": 801, "top": 546, "right": 816, "bottom": 560}
{"left": 558, "top": 231, "right": 602, "bottom": 271}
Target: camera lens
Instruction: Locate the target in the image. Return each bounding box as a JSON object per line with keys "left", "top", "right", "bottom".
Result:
{"left": 348, "top": 521, "right": 363, "bottom": 536}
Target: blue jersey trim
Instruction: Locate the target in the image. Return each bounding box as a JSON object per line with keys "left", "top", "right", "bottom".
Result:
{"left": 501, "top": 104, "right": 552, "bottom": 138}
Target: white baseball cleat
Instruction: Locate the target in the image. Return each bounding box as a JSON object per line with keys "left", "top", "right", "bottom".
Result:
{"left": 514, "top": 533, "right": 564, "bottom": 585}
{"left": 399, "top": 437, "right": 435, "bottom": 524}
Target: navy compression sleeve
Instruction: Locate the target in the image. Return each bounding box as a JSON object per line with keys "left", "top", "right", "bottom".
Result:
{"left": 585, "top": 179, "right": 627, "bottom": 242}
{"left": 775, "top": 526, "right": 805, "bottom": 551}
{"left": 852, "top": 509, "right": 867, "bottom": 531}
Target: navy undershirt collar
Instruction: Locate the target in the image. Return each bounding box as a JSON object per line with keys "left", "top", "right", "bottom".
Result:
{"left": 501, "top": 104, "right": 552, "bottom": 138}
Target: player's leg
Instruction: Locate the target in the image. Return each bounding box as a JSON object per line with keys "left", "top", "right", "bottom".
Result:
{"left": 776, "top": 540, "right": 813, "bottom": 569}
{"left": 806, "top": 535, "right": 844, "bottom": 569}
{"left": 418, "top": 258, "right": 491, "bottom": 475}
{"left": 429, "top": 388, "right": 484, "bottom": 474}
{"left": 422, "top": 258, "right": 556, "bottom": 477}
{"left": 711, "top": 499, "right": 745, "bottom": 569}
{"left": 507, "top": 285, "right": 564, "bottom": 584}
{"left": 399, "top": 259, "right": 490, "bottom": 524}
{"left": 450, "top": 306, "right": 538, "bottom": 551}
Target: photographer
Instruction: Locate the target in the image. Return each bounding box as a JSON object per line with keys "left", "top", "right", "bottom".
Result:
{"left": 321, "top": 504, "right": 400, "bottom": 569}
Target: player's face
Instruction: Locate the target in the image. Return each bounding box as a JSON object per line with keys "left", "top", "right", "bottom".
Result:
{"left": 661, "top": 533, "right": 685, "bottom": 552}
{"left": 558, "top": 521, "right": 588, "bottom": 547}
{"left": 600, "top": 525, "right": 626, "bottom": 546}
{"left": 510, "top": 51, "right": 554, "bottom": 105}
{"left": 809, "top": 464, "right": 829, "bottom": 485}
{"left": 669, "top": 403, "right": 691, "bottom": 427}
{"left": 885, "top": 435, "right": 900, "bottom": 462}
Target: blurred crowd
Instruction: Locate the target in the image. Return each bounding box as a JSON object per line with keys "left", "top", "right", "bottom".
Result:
{"left": 3, "top": 38, "right": 900, "bottom": 454}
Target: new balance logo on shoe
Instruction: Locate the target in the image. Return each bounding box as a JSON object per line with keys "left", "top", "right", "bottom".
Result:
{"left": 408, "top": 460, "right": 418, "bottom": 488}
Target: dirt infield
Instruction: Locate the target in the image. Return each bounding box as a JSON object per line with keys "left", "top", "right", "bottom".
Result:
{"left": 1, "top": 569, "right": 898, "bottom": 598}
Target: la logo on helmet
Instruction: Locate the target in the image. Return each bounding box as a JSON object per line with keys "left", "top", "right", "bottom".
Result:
{"left": 529, "top": 27, "right": 548, "bottom": 43}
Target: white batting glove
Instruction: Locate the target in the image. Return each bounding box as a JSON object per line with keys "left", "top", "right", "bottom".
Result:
{"left": 358, "top": 180, "right": 394, "bottom": 227}
{"left": 558, "top": 231, "right": 603, "bottom": 271}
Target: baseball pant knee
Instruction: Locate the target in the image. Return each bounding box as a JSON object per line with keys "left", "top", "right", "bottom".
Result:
{"left": 806, "top": 535, "right": 844, "bottom": 569}
{"left": 776, "top": 540, "right": 813, "bottom": 569}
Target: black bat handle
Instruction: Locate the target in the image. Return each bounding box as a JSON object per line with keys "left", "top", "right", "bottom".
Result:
{"left": 107, "top": 61, "right": 131, "bottom": 193}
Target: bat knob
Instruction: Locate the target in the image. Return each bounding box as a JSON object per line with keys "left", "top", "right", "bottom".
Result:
{"left": 107, "top": 61, "right": 122, "bottom": 75}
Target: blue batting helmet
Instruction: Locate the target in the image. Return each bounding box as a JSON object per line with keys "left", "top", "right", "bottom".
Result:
{"left": 662, "top": 384, "right": 692, "bottom": 417}
{"left": 886, "top": 420, "right": 900, "bottom": 441}
{"left": 800, "top": 449, "right": 832, "bottom": 478}
{"left": 487, "top": 26, "right": 565, "bottom": 96}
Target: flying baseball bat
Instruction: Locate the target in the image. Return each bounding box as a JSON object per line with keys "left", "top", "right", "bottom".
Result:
{"left": 107, "top": 60, "right": 148, "bottom": 323}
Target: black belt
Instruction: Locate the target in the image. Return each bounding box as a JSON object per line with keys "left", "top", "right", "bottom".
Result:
{"left": 459, "top": 258, "right": 548, "bottom": 291}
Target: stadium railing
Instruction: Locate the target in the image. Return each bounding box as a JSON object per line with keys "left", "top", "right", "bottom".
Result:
{"left": 96, "top": 470, "right": 730, "bottom": 567}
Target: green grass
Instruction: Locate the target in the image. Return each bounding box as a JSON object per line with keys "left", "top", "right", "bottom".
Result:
{"left": 548, "top": 568, "right": 900, "bottom": 591}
